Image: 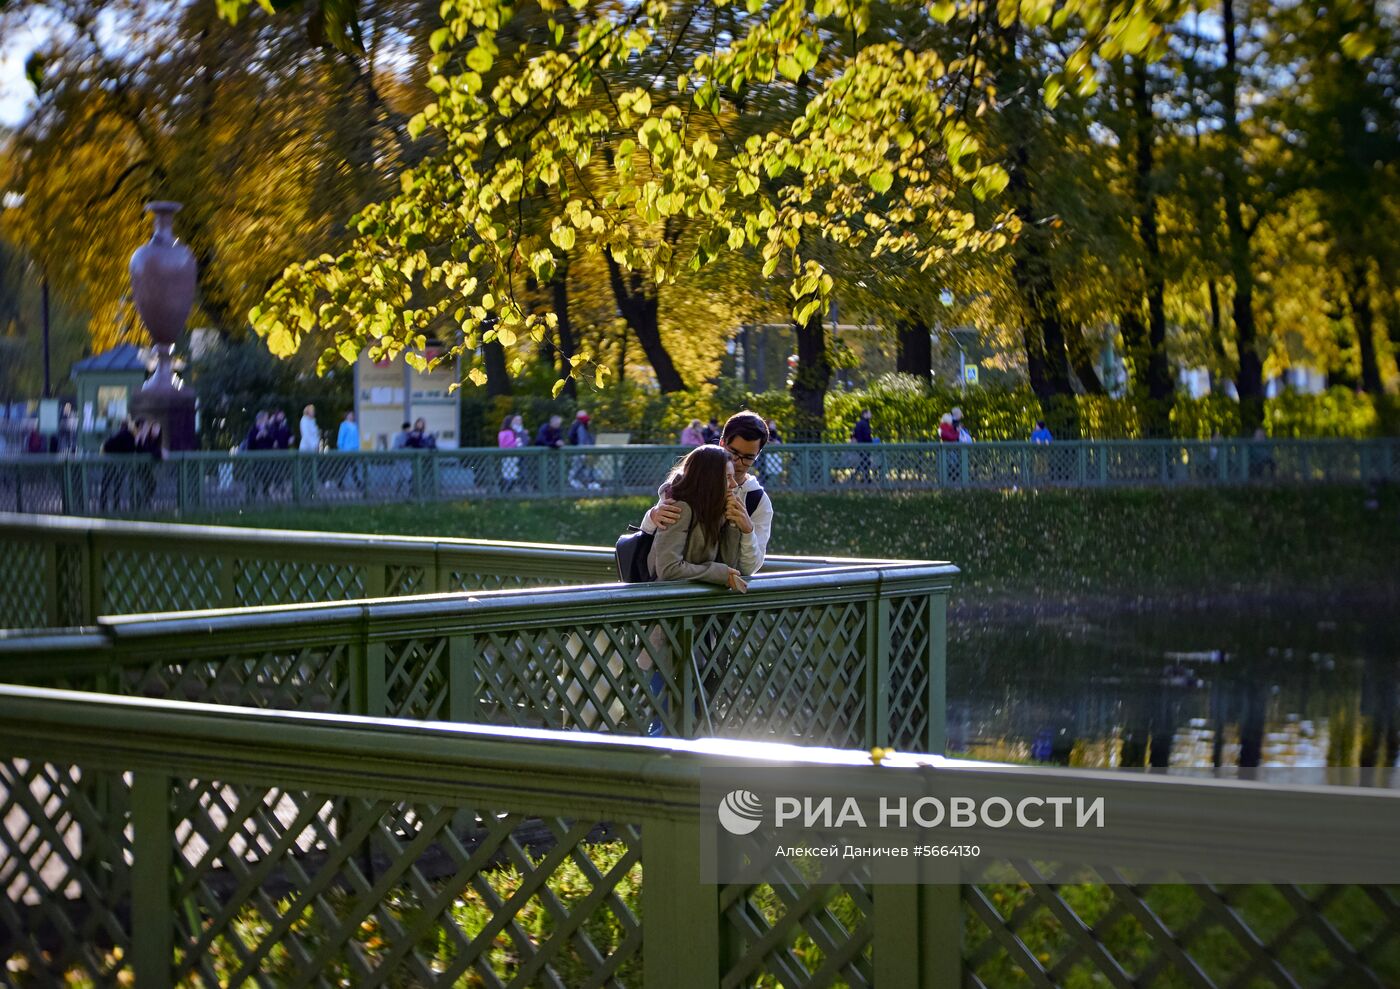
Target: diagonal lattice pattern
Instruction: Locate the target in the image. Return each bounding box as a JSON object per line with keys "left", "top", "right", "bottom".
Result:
{"left": 234, "top": 559, "right": 365, "bottom": 607}
{"left": 169, "top": 777, "right": 643, "bottom": 987}
{"left": 964, "top": 863, "right": 1400, "bottom": 989}
{"left": 103, "top": 550, "right": 224, "bottom": 616}
{"left": 886, "top": 595, "right": 931, "bottom": 752}
{"left": 695, "top": 603, "right": 869, "bottom": 748}
{"left": 0, "top": 539, "right": 47, "bottom": 629}
{"left": 127, "top": 647, "right": 350, "bottom": 713}
{"left": 473, "top": 621, "right": 675, "bottom": 736}
{"left": 0, "top": 758, "right": 132, "bottom": 985}
{"left": 54, "top": 543, "right": 86, "bottom": 627}
{"left": 721, "top": 858, "right": 875, "bottom": 988}
{"left": 385, "top": 564, "right": 426, "bottom": 597}
{"left": 446, "top": 570, "right": 602, "bottom": 592}
{"left": 384, "top": 637, "right": 451, "bottom": 721}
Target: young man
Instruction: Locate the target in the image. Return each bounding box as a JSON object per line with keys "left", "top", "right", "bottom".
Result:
{"left": 640, "top": 411, "right": 773, "bottom": 575}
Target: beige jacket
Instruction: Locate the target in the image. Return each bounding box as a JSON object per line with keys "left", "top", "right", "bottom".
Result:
{"left": 646, "top": 500, "right": 744, "bottom": 585}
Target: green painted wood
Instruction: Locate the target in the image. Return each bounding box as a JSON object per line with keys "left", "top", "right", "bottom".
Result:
{"left": 5, "top": 687, "right": 1400, "bottom": 987}
{"left": 643, "top": 817, "right": 721, "bottom": 988}
{"left": 866, "top": 593, "right": 891, "bottom": 750}
{"left": 873, "top": 882, "right": 962, "bottom": 988}
{"left": 448, "top": 633, "right": 478, "bottom": 724}
{"left": 348, "top": 637, "right": 369, "bottom": 717}
{"left": 927, "top": 591, "right": 948, "bottom": 755}
{"left": 131, "top": 770, "right": 174, "bottom": 989}
{"left": 42, "top": 542, "right": 59, "bottom": 628}
{"left": 365, "top": 639, "right": 387, "bottom": 717}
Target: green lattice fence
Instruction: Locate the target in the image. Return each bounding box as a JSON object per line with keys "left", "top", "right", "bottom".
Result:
{"left": 2, "top": 439, "right": 1397, "bottom": 522}
{"left": 0, "top": 557, "right": 953, "bottom": 754}
{"left": 962, "top": 867, "right": 1400, "bottom": 988}
{"left": 3, "top": 687, "right": 1398, "bottom": 988}
{"left": 0, "top": 513, "right": 875, "bottom": 630}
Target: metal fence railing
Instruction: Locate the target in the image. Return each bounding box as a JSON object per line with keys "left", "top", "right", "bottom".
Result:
{"left": 0, "top": 515, "right": 954, "bottom": 755}
{"left": 1, "top": 438, "right": 1395, "bottom": 518}
{"left": 3, "top": 685, "right": 1398, "bottom": 988}
{"left": 0, "top": 512, "right": 911, "bottom": 628}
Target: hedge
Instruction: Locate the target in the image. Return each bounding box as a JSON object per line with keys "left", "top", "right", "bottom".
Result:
{"left": 459, "top": 375, "right": 1400, "bottom": 446}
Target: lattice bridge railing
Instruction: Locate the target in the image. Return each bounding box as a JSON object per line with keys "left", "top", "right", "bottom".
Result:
{"left": 3, "top": 687, "right": 1398, "bottom": 988}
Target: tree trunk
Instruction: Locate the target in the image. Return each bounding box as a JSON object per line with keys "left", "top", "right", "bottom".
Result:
{"left": 550, "top": 265, "right": 577, "bottom": 399}
{"left": 604, "top": 255, "right": 686, "bottom": 392}
{"left": 1206, "top": 279, "right": 1228, "bottom": 368}
{"left": 1063, "top": 321, "right": 1106, "bottom": 395}
{"left": 790, "top": 312, "right": 831, "bottom": 441}
{"left": 996, "top": 17, "right": 1075, "bottom": 426}
{"left": 483, "top": 338, "right": 512, "bottom": 397}
{"left": 1008, "top": 152, "right": 1075, "bottom": 401}
{"left": 1022, "top": 319, "right": 1055, "bottom": 407}
{"left": 1344, "top": 258, "right": 1384, "bottom": 395}
{"left": 1129, "top": 58, "right": 1173, "bottom": 407}
{"left": 1222, "top": 0, "right": 1265, "bottom": 432}
{"left": 895, "top": 317, "right": 933, "bottom": 384}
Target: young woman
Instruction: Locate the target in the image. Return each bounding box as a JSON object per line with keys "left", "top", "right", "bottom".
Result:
{"left": 646, "top": 444, "right": 749, "bottom": 592}
{"left": 298, "top": 405, "right": 321, "bottom": 453}
{"left": 497, "top": 414, "right": 522, "bottom": 491}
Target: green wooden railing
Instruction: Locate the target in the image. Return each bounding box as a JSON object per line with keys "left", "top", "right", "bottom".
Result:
{"left": 0, "top": 515, "right": 953, "bottom": 755}
{"left": 1, "top": 437, "right": 1396, "bottom": 518}
{"left": 0, "top": 512, "right": 880, "bottom": 629}
{"left": 3, "top": 685, "right": 1398, "bottom": 988}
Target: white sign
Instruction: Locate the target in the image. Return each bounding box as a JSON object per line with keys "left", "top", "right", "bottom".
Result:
{"left": 355, "top": 348, "right": 461, "bottom": 450}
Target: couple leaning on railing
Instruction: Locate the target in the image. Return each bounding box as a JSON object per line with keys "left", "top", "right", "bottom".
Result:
{"left": 615, "top": 411, "right": 775, "bottom": 595}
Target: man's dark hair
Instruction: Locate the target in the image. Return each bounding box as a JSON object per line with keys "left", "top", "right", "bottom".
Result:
{"left": 1036, "top": 419, "right": 1047, "bottom": 428}
{"left": 401, "top": 422, "right": 411, "bottom": 430}
{"left": 721, "top": 410, "right": 769, "bottom": 448}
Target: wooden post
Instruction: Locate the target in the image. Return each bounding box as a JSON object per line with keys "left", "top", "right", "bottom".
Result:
{"left": 643, "top": 817, "right": 722, "bottom": 988}
{"left": 131, "top": 771, "right": 174, "bottom": 989}
{"left": 448, "top": 634, "right": 478, "bottom": 724}
{"left": 874, "top": 881, "right": 962, "bottom": 988}
{"left": 866, "top": 592, "right": 891, "bottom": 749}
{"left": 927, "top": 591, "right": 948, "bottom": 755}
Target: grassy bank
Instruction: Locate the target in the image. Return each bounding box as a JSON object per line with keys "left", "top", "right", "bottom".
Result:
{"left": 193, "top": 485, "right": 1400, "bottom": 600}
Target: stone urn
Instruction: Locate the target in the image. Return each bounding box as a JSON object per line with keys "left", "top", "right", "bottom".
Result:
{"left": 128, "top": 201, "right": 198, "bottom": 450}
{"left": 129, "top": 201, "right": 196, "bottom": 392}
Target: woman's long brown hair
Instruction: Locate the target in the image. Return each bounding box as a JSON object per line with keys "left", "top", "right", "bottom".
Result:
{"left": 666, "top": 445, "right": 731, "bottom": 546}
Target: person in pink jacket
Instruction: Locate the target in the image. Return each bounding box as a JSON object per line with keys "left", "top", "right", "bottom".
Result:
{"left": 679, "top": 418, "right": 706, "bottom": 447}
{"left": 497, "top": 414, "right": 524, "bottom": 491}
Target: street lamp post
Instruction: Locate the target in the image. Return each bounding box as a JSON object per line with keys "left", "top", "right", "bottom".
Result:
{"left": 40, "top": 275, "right": 50, "bottom": 399}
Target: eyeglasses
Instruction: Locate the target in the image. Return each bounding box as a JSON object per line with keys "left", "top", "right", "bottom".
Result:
{"left": 725, "top": 446, "right": 759, "bottom": 465}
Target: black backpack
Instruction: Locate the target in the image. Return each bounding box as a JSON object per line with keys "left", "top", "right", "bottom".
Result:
{"left": 615, "top": 487, "right": 765, "bottom": 582}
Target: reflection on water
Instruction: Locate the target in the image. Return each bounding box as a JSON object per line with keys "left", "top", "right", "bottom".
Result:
{"left": 947, "top": 602, "right": 1400, "bottom": 769}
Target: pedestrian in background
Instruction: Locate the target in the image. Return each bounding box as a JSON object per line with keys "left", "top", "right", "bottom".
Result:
{"left": 952, "top": 407, "right": 973, "bottom": 443}
{"left": 680, "top": 418, "right": 706, "bottom": 447}
{"left": 850, "top": 409, "right": 875, "bottom": 483}
{"left": 298, "top": 405, "right": 321, "bottom": 453}
{"left": 1031, "top": 420, "right": 1053, "bottom": 444}
{"left": 534, "top": 414, "right": 564, "bottom": 448}
{"left": 568, "top": 410, "right": 598, "bottom": 489}
{"left": 498, "top": 413, "right": 523, "bottom": 492}
{"left": 337, "top": 411, "right": 359, "bottom": 451}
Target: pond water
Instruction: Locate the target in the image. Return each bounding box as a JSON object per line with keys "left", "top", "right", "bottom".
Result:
{"left": 947, "top": 600, "right": 1400, "bottom": 769}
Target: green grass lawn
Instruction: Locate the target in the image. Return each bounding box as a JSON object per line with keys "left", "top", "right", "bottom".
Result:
{"left": 193, "top": 485, "right": 1400, "bottom": 600}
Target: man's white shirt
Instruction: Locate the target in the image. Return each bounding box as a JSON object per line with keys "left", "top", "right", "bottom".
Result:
{"left": 640, "top": 473, "right": 773, "bottom": 574}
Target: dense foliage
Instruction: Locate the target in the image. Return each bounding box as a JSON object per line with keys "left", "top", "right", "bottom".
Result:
{"left": 0, "top": 0, "right": 1394, "bottom": 435}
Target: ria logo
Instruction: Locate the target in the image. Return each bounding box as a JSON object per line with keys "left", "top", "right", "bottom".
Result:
{"left": 717, "top": 789, "right": 765, "bottom": 835}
